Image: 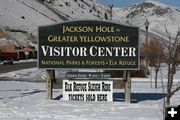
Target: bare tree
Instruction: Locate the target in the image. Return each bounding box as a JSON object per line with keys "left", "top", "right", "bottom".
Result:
{"left": 164, "top": 26, "right": 180, "bottom": 105}
{"left": 141, "top": 39, "right": 165, "bottom": 88}
{"left": 149, "top": 39, "right": 165, "bottom": 88}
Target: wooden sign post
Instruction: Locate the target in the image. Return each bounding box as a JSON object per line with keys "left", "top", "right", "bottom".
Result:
{"left": 46, "top": 70, "right": 53, "bottom": 99}
{"left": 125, "top": 71, "right": 131, "bottom": 103}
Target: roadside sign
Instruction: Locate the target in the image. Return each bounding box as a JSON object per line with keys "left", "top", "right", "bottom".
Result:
{"left": 24, "top": 51, "right": 29, "bottom": 56}
{"left": 63, "top": 80, "right": 113, "bottom": 101}
{"left": 38, "top": 20, "right": 139, "bottom": 70}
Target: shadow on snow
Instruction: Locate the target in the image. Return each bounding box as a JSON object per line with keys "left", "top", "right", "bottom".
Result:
{"left": 113, "top": 92, "right": 167, "bottom": 103}
{"left": 22, "top": 90, "right": 46, "bottom": 96}
{"left": 53, "top": 94, "right": 63, "bottom": 100}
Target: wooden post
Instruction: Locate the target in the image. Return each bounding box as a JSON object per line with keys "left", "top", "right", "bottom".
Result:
{"left": 123, "top": 70, "right": 127, "bottom": 81}
{"left": 46, "top": 70, "right": 53, "bottom": 100}
{"left": 125, "top": 71, "right": 131, "bottom": 103}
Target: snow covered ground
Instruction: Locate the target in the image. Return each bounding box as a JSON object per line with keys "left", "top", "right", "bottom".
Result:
{"left": 0, "top": 81, "right": 166, "bottom": 120}
{"left": 0, "top": 65, "right": 179, "bottom": 120}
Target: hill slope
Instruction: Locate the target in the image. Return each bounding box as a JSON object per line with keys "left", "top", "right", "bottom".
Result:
{"left": 114, "top": 1, "right": 180, "bottom": 42}
{"left": 0, "top": 0, "right": 107, "bottom": 46}
{"left": 0, "top": 0, "right": 179, "bottom": 46}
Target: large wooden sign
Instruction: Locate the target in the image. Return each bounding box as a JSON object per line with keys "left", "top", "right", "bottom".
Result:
{"left": 38, "top": 20, "right": 139, "bottom": 70}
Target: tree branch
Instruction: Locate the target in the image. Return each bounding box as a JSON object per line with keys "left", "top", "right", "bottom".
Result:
{"left": 172, "top": 85, "right": 180, "bottom": 95}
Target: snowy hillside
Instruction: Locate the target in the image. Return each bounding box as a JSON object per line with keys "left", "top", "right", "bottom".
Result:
{"left": 0, "top": 0, "right": 180, "bottom": 46}
{"left": 0, "top": 0, "right": 108, "bottom": 46}
{"left": 114, "top": 1, "right": 180, "bottom": 42}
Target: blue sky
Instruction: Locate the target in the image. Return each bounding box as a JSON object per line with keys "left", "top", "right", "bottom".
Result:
{"left": 98, "top": 0, "right": 180, "bottom": 8}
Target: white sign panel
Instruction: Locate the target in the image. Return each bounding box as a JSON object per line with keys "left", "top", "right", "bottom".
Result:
{"left": 63, "top": 80, "right": 113, "bottom": 101}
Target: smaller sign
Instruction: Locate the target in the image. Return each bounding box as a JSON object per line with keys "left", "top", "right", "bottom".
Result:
{"left": 66, "top": 72, "right": 111, "bottom": 79}
{"left": 24, "top": 51, "right": 29, "bottom": 56}
{"left": 63, "top": 80, "right": 113, "bottom": 101}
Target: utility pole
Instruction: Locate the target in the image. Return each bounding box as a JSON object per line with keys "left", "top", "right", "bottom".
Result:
{"left": 145, "top": 19, "right": 149, "bottom": 77}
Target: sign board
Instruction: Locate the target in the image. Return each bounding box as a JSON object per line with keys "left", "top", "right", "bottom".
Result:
{"left": 24, "top": 47, "right": 29, "bottom": 56}
{"left": 66, "top": 72, "right": 111, "bottom": 79}
{"left": 38, "top": 20, "right": 139, "bottom": 70}
{"left": 63, "top": 80, "right": 113, "bottom": 101}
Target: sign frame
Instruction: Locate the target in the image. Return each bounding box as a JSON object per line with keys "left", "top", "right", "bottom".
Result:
{"left": 38, "top": 20, "right": 140, "bottom": 70}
